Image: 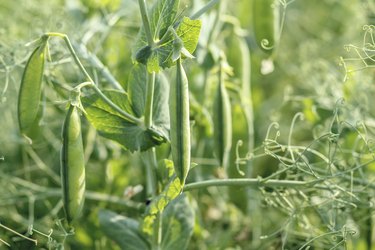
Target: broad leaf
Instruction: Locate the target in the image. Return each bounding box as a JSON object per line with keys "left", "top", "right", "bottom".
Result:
{"left": 175, "top": 17, "right": 202, "bottom": 58}
{"left": 134, "top": 5, "right": 202, "bottom": 73}
{"left": 141, "top": 159, "right": 182, "bottom": 235}
{"left": 156, "top": 17, "right": 202, "bottom": 69}
{"left": 149, "top": 0, "right": 179, "bottom": 39}
{"left": 161, "top": 194, "right": 195, "bottom": 250}
{"left": 99, "top": 209, "right": 151, "bottom": 250}
{"left": 128, "top": 64, "right": 170, "bottom": 140}
{"left": 133, "top": 0, "right": 180, "bottom": 71}
{"left": 81, "top": 89, "right": 168, "bottom": 152}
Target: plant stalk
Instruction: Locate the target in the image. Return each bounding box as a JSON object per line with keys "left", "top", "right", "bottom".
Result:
{"left": 142, "top": 148, "right": 158, "bottom": 198}
{"left": 44, "top": 33, "right": 143, "bottom": 126}
{"left": 183, "top": 178, "right": 319, "bottom": 192}
{"left": 190, "top": 0, "right": 221, "bottom": 20}
{"left": 145, "top": 72, "right": 156, "bottom": 128}
{"left": 137, "top": 0, "right": 154, "bottom": 46}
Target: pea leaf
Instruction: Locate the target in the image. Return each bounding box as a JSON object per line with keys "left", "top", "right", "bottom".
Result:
{"left": 141, "top": 159, "right": 182, "bottom": 235}
{"left": 149, "top": 0, "right": 179, "bottom": 39}
{"left": 161, "top": 194, "right": 195, "bottom": 250}
{"left": 133, "top": 0, "right": 180, "bottom": 71}
{"left": 81, "top": 66, "right": 170, "bottom": 152}
{"left": 99, "top": 209, "right": 151, "bottom": 250}
{"left": 134, "top": 15, "right": 202, "bottom": 72}
{"left": 128, "top": 64, "right": 170, "bottom": 140}
{"left": 175, "top": 17, "right": 202, "bottom": 59}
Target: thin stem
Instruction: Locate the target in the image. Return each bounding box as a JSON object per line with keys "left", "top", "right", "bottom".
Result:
{"left": 141, "top": 148, "right": 160, "bottom": 249}
{"left": 142, "top": 148, "right": 158, "bottom": 197}
{"left": 0, "top": 238, "right": 10, "bottom": 247}
{"left": 138, "top": 0, "right": 154, "bottom": 46}
{"left": 72, "top": 42, "right": 123, "bottom": 90}
{"left": 183, "top": 178, "right": 316, "bottom": 192}
{"left": 45, "top": 33, "right": 94, "bottom": 83}
{"left": 0, "top": 223, "right": 38, "bottom": 246}
{"left": 190, "top": 0, "right": 221, "bottom": 20}
{"left": 238, "top": 37, "right": 254, "bottom": 178}
{"left": 153, "top": 211, "right": 162, "bottom": 250}
{"left": 145, "top": 72, "right": 156, "bottom": 128}
{"left": 44, "top": 33, "right": 143, "bottom": 126}
{"left": 89, "top": 83, "right": 144, "bottom": 125}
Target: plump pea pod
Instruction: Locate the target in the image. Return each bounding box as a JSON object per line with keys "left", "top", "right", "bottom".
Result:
{"left": 252, "top": 0, "right": 280, "bottom": 54}
{"left": 18, "top": 39, "right": 48, "bottom": 138}
{"left": 213, "top": 65, "right": 232, "bottom": 170}
{"left": 170, "top": 59, "right": 190, "bottom": 185}
{"left": 61, "top": 104, "right": 85, "bottom": 224}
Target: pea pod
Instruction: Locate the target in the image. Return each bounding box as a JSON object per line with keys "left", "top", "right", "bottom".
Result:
{"left": 18, "top": 39, "right": 48, "bottom": 137}
{"left": 213, "top": 64, "right": 232, "bottom": 170}
{"left": 252, "top": 0, "right": 279, "bottom": 54}
{"left": 170, "top": 59, "right": 190, "bottom": 185}
{"left": 61, "top": 104, "right": 85, "bottom": 223}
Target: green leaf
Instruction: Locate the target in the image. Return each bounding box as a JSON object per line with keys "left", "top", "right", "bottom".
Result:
{"left": 157, "top": 17, "right": 202, "bottom": 70}
{"left": 141, "top": 159, "right": 182, "bottom": 235}
{"left": 149, "top": 0, "right": 179, "bottom": 39}
{"left": 128, "top": 64, "right": 170, "bottom": 140}
{"left": 81, "top": 89, "right": 168, "bottom": 152}
{"left": 175, "top": 17, "right": 202, "bottom": 58}
{"left": 132, "top": 0, "right": 180, "bottom": 71}
{"left": 133, "top": 16, "right": 202, "bottom": 73}
{"left": 161, "top": 194, "right": 195, "bottom": 250}
{"left": 99, "top": 209, "right": 151, "bottom": 250}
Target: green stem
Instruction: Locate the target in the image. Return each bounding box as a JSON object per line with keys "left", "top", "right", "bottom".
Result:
{"left": 2, "top": 174, "right": 144, "bottom": 210}
{"left": 0, "top": 223, "right": 37, "bottom": 245}
{"left": 157, "top": 211, "right": 163, "bottom": 250}
{"left": 190, "top": 0, "right": 221, "bottom": 20}
{"left": 72, "top": 42, "right": 123, "bottom": 90}
{"left": 142, "top": 148, "right": 158, "bottom": 197}
{"left": 183, "top": 178, "right": 318, "bottom": 192}
{"left": 145, "top": 72, "right": 156, "bottom": 128}
{"left": 238, "top": 37, "right": 254, "bottom": 177}
{"left": 45, "top": 33, "right": 94, "bottom": 83}
{"left": 138, "top": 0, "right": 154, "bottom": 46}
{"left": 141, "top": 148, "right": 161, "bottom": 249}
{"left": 44, "top": 33, "right": 143, "bottom": 126}
{"left": 155, "top": 26, "right": 174, "bottom": 47}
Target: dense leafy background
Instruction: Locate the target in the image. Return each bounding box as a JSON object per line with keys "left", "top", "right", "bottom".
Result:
{"left": 1, "top": 0, "right": 374, "bottom": 249}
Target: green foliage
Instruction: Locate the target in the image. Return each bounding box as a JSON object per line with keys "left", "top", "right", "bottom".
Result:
{"left": 142, "top": 159, "right": 182, "bottom": 235}
{"left": 135, "top": 14, "right": 201, "bottom": 72}
{"left": 2, "top": 0, "right": 375, "bottom": 249}
{"left": 99, "top": 209, "right": 151, "bottom": 250}
{"left": 81, "top": 64, "right": 170, "bottom": 152}
{"left": 161, "top": 194, "right": 195, "bottom": 250}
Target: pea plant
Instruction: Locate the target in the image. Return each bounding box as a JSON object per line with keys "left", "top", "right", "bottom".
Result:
{"left": 2, "top": 0, "right": 375, "bottom": 249}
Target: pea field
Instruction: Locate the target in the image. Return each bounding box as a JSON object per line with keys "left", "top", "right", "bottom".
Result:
{"left": 1, "top": 0, "right": 375, "bottom": 249}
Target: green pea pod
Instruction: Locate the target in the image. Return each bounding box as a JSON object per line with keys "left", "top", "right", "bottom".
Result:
{"left": 61, "top": 104, "right": 85, "bottom": 224}
{"left": 253, "top": 0, "right": 279, "bottom": 54}
{"left": 213, "top": 65, "right": 232, "bottom": 170}
{"left": 170, "top": 59, "right": 190, "bottom": 185}
{"left": 18, "top": 40, "right": 48, "bottom": 138}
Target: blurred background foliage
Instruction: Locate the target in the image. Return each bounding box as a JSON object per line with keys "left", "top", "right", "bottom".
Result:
{"left": 1, "top": 0, "right": 375, "bottom": 249}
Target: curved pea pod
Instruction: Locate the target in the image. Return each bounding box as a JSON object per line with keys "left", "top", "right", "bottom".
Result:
{"left": 252, "top": 0, "right": 280, "bottom": 54}
{"left": 61, "top": 105, "right": 85, "bottom": 224}
{"left": 213, "top": 67, "right": 232, "bottom": 170}
{"left": 169, "top": 59, "right": 190, "bottom": 185}
{"left": 18, "top": 40, "right": 48, "bottom": 138}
